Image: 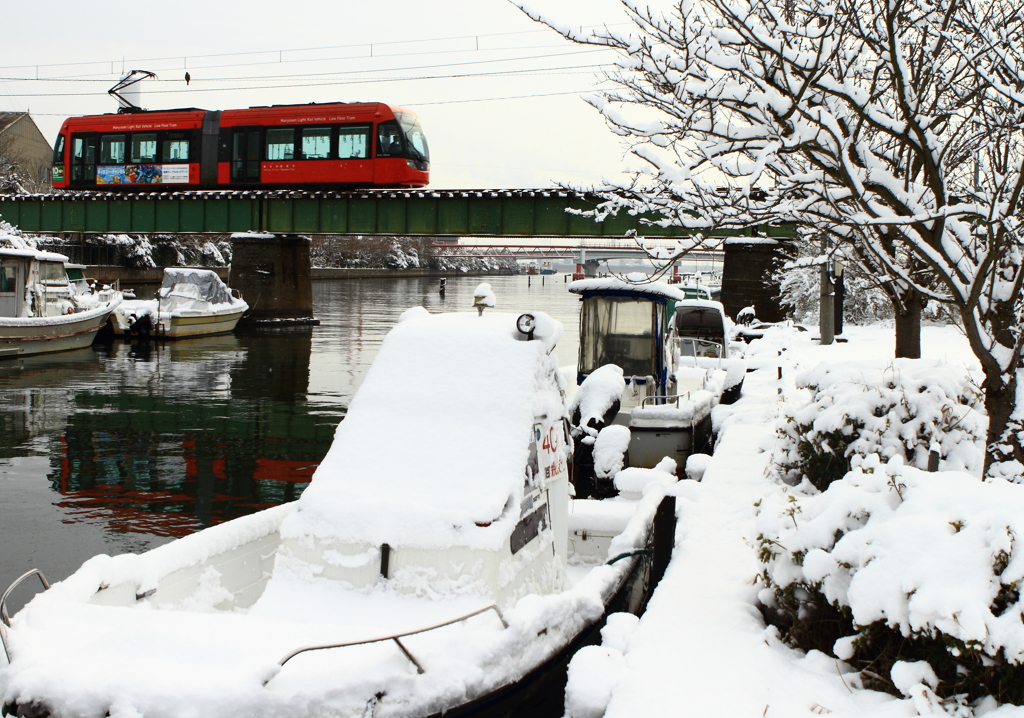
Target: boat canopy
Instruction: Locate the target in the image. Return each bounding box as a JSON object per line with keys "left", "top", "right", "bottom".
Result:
{"left": 161, "top": 268, "right": 231, "bottom": 304}
{"left": 568, "top": 277, "right": 689, "bottom": 302}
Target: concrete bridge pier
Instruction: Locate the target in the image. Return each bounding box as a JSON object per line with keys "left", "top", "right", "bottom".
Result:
{"left": 229, "top": 233, "right": 318, "bottom": 324}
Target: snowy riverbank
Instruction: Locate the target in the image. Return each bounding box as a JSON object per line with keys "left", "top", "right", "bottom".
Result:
{"left": 565, "top": 324, "right": 1024, "bottom": 718}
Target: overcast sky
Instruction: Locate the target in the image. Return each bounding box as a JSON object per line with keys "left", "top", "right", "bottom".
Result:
{"left": 0, "top": 0, "right": 638, "bottom": 190}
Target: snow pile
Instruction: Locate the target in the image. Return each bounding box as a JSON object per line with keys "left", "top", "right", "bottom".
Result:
{"left": 280, "top": 309, "right": 567, "bottom": 551}
{"left": 773, "top": 359, "right": 986, "bottom": 489}
{"left": 758, "top": 453, "right": 1024, "bottom": 704}
{"left": 473, "top": 282, "right": 496, "bottom": 308}
{"left": 614, "top": 457, "right": 677, "bottom": 500}
{"left": 564, "top": 613, "right": 639, "bottom": 718}
{"left": 593, "top": 425, "right": 631, "bottom": 479}
{"left": 571, "top": 364, "right": 626, "bottom": 443}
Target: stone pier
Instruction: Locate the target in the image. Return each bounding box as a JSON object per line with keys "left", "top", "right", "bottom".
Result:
{"left": 229, "top": 233, "right": 316, "bottom": 323}
{"left": 720, "top": 238, "right": 795, "bottom": 323}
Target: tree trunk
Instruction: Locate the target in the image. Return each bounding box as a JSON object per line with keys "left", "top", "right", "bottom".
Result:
{"left": 983, "top": 371, "right": 1024, "bottom": 480}
{"left": 894, "top": 295, "right": 922, "bottom": 359}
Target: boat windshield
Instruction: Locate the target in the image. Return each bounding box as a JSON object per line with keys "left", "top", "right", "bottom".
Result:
{"left": 579, "top": 296, "right": 657, "bottom": 378}
{"left": 395, "top": 112, "right": 429, "bottom": 161}
{"left": 39, "top": 261, "right": 68, "bottom": 285}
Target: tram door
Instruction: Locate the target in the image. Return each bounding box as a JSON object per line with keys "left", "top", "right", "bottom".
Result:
{"left": 231, "top": 128, "right": 262, "bottom": 184}
{"left": 70, "top": 136, "right": 99, "bottom": 186}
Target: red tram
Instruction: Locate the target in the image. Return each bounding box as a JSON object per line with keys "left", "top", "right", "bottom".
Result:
{"left": 50, "top": 102, "right": 429, "bottom": 191}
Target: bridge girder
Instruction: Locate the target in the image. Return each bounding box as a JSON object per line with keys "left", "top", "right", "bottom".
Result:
{"left": 0, "top": 189, "right": 795, "bottom": 241}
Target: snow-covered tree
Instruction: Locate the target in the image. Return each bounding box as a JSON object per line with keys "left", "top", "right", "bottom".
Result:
{"left": 521, "top": 0, "right": 1024, "bottom": 479}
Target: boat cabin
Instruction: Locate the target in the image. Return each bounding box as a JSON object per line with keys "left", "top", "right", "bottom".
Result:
{"left": 671, "top": 300, "right": 729, "bottom": 359}
{"left": 0, "top": 246, "right": 75, "bottom": 319}
{"left": 570, "top": 278, "right": 690, "bottom": 399}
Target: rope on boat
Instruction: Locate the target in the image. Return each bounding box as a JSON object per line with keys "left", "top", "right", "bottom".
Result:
{"left": 606, "top": 548, "right": 654, "bottom": 565}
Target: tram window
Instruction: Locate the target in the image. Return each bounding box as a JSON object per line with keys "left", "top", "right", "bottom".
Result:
{"left": 71, "top": 138, "right": 83, "bottom": 180}
{"left": 100, "top": 135, "right": 125, "bottom": 164}
{"left": 266, "top": 129, "right": 295, "bottom": 161}
{"left": 52, "top": 135, "right": 65, "bottom": 164}
{"left": 338, "top": 125, "right": 369, "bottom": 159}
{"left": 131, "top": 133, "right": 157, "bottom": 163}
{"left": 396, "top": 112, "right": 429, "bottom": 160}
{"left": 163, "top": 133, "right": 190, "bottom": 162}
{"left": 376, "top": 121, "right": 403, "bottom": 157}
{"left": 300, "top": 127, "right": 331, "bottom": 160}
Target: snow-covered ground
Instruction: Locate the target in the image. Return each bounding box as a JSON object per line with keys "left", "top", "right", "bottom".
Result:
{"left": 565, "top": 323, "right": 1024, "bottom": 718}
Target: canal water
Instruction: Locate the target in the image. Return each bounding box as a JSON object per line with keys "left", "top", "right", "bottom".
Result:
{"left": 0, "top": 275, "right": 582, "bottom": 611}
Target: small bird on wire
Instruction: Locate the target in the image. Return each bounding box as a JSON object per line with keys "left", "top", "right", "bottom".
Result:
{"left": 184, "top": 72, "right": 191, "bottom": 85}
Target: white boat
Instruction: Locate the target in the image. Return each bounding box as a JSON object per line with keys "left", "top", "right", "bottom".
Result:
{"left": 0, "top": 306, "right": 676, "bottom": 718}
{"left": 0, "top": 244, "right": 122, "bottom": 360}
{"left": 110, "top": 268, "right": 248, "bottom": 339}
{"left": 567, "top": 277, "right": 745, "bottom": 490}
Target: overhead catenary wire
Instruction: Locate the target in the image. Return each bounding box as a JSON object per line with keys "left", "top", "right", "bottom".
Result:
{"left": 0, "top": 65, "right": 612, "bottom": 99}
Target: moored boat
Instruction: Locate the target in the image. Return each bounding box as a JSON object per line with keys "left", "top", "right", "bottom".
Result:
{"left": 0, "top": 244, "right": 122, "bottom": 359}
{"left": 1, "top": 305, "right": 675, "bottom": 718}
{"left": 566, "top": 277, "right": 745, "bottom": 489}
{"left": 110, "top": 268, "right": 248, "bottom": 339}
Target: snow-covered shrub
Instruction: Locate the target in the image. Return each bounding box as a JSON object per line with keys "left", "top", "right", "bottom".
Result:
{"left": 757, "top": 454, "right": 1024, "bottom": 705}
{"left": 777, "top": 258, "right": 895, "bottom": 325}
{"left": 774, "top": 360, "right": 985, "bottom": 490}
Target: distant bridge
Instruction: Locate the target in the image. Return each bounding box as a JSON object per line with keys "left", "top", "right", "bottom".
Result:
{"left": 432, "top": 243, "right": 724, "bottom": 263}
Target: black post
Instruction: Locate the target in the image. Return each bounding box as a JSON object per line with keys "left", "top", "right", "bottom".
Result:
{"left": 650, "top": 495, "right": 677, "bottom": 592}
{"left": 833, "top": 268, "right": 845, "bottom": 336}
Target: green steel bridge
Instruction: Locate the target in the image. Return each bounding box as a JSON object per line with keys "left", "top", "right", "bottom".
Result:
{"left": 0, "top": 189, "right": 795, "bottom": 239}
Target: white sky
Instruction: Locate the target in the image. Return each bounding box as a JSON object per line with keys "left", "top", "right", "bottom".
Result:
{"left": 0, "top": 0, "right": 637, "bottom": 190}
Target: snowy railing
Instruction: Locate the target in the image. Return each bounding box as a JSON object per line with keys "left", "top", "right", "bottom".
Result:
{"left": 264, "top": 603, "right": 508, "bottom": 683}
{"left": 640, "top": 392, "right": 692, "bottom": 408}
{"left": 674, "top": 338, "right": 724, "bottom": 364}
{"left": 1, "top": 568, "right": 50, "bottom": 662}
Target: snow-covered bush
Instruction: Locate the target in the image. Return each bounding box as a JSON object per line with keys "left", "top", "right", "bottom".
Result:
{"left": 310, "top": 235, "right": 517, "bottom": 273}
{"left": 777, "top": 258, "right": 894, "bottom": 326}
{"left": 757, "top": 454, "right": 1024, "bottom": 705}
{"left": 773, "top": 360, "right": 985, "bottom": 490}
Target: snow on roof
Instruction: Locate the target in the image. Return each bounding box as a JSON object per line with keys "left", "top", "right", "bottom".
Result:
{"left": 568, "top": 277, "right": 689, "bottom": 301}
{"left": 280, "top": 309, "right": 566, "bottom": 551}
{"left": 0, "top": 235, "right": 69, "bottom": 263}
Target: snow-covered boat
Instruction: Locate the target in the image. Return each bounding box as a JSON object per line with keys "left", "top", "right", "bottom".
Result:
{"left": 0, "top": 306, "right": 675, "bottom": 718}
{"left": 567, "top": 277, "right": 745, "bottom": 490}
{"left": 0, "top": 245, "right": 122, "bottom": 359}
{"left": 110, "top": 268, "right": 248, "bottom": 339}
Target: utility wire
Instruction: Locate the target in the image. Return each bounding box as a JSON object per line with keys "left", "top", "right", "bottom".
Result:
{"left": 0, "top": 24, "right": 625, "bottom": 74}
{"left": 0, "top": 47, "right": 612, "bottom": 84}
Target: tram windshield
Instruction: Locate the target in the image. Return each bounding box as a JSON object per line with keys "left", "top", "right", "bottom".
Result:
{"left": 579, "top": 296, "right": 658, "bottom": 378}
{"left": 396, "top": 112, "right": 429, "bottom": 161}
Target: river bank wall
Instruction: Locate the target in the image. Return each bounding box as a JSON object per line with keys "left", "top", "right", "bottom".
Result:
{"left": 86, "top": 266, "right": 517, "bottom": 287}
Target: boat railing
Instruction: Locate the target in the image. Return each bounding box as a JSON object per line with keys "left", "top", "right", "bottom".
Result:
{"left": 674, "top": 337, "right": 724, "bottom": 367}
{"left": 265, "top": 603, "right": 508, "bottom": 684}
{"left": 640, "top": 391, "right": 691, "bottom": 408}
{"left": 1, "top": 569, "right": 50, "bottom": 662}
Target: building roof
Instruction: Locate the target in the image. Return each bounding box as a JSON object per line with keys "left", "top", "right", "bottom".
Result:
{"left": 0, "top": 112, "right": 29, "bottom": 135}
